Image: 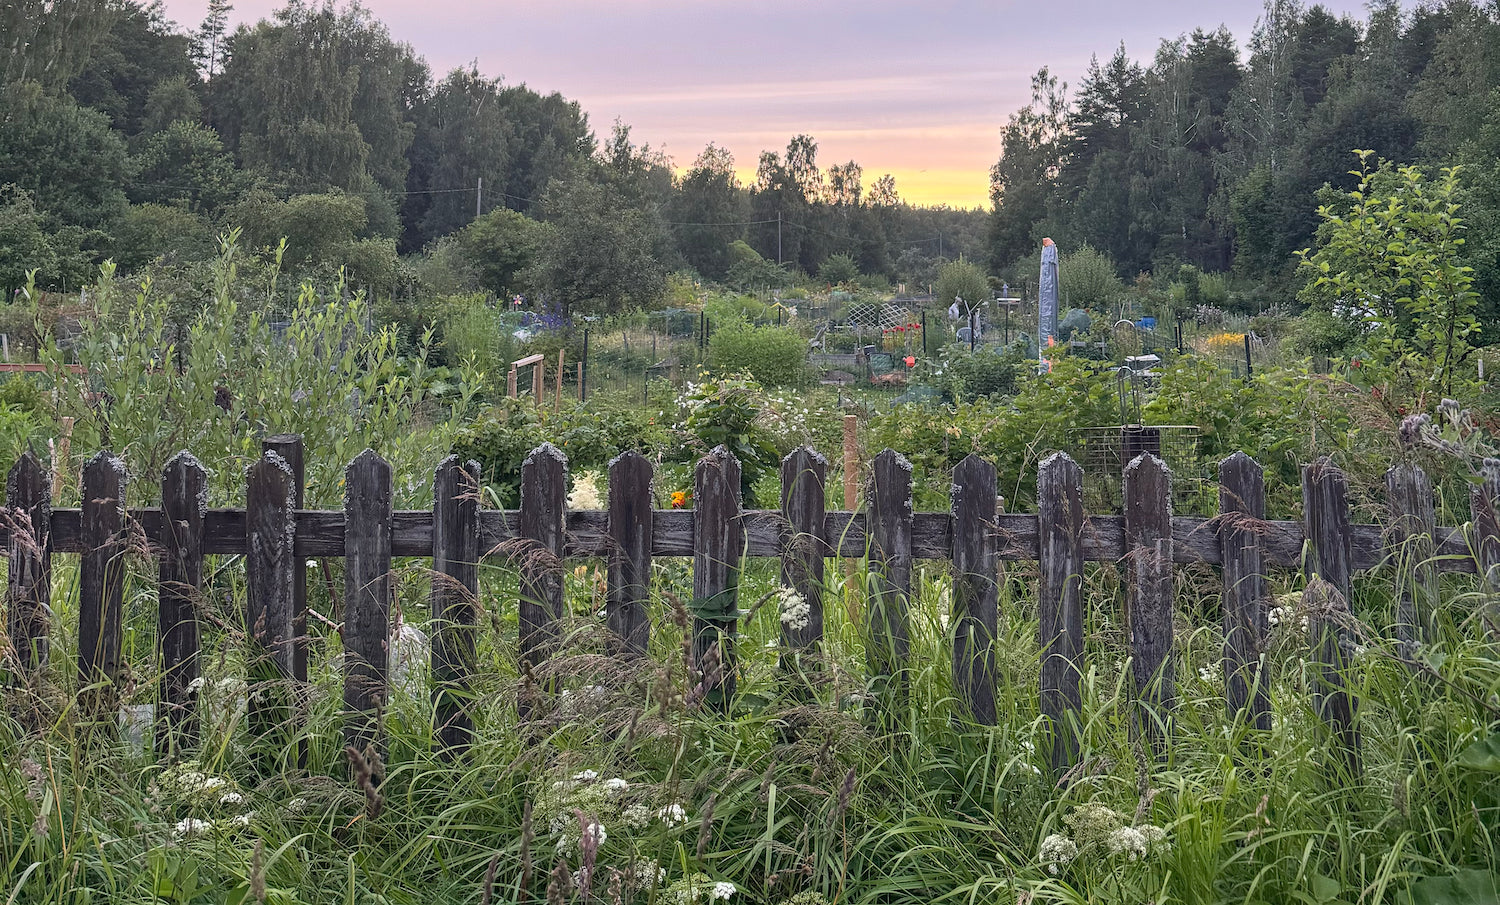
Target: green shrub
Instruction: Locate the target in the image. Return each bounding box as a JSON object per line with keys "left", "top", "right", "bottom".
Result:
{"left": 931, "top": 342, "right": 1030, "bottom": 401}
{"left": 934, "top": 258, "right": 990, "bottom": 309}
{"left": 1060, "top": 243, "right": 1123, "bottom": 310}
{"left": 680, "top": 376, "right": 780, "bottom": 505}
{"left": 817, "top": 253, "right": 859, "bottom": 286}
{"left": 450, "top": 398, "right": 545, "bottom": 507}
{"left": 707, "top": 321, "right": 808, "bottom": 387}
{"left": 553, "top": 405, "right": 670, "bottom": 471}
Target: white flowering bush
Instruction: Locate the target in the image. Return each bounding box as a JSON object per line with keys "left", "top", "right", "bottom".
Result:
{"left": 777, "top": 587, "right": 811, "bottom": 633}
{"left": 1038, "top": 801, "right": 1171, "bottom": 876}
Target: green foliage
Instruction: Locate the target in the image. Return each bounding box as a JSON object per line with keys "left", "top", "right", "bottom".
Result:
{"left": 526, "top": 175, "right": 667, "bottom": 316}
{"left": 816, "top": 252, "right": 859, "bottom": 285}
{"left": 934, "top": 257, "right": 990, "bottom": 309}
{"left": 706, "top": 321, "right": 808, "bottom": 388}
{"left": 725, "top": 239, "right": 791, "bottom": 291}
{"left": 1299, "top": 153, "right": 1482, "bottom": 405}
{"left": 455, "top": 208, "right": 540, "bottom": 297}
{"left": 930, "top": 342, "right": 1029, "bottom": 401}
{"left": 1059, "top": 242, "right": 1122, "bottom": 309}
{"left": 681, "top": 376, "right": 780, "bottom": 505}
{"left": 450, "top": 397, "right": 545, "bottom": 507}
{"left": 56, "top": 238, "right": 476, "bottom": 507}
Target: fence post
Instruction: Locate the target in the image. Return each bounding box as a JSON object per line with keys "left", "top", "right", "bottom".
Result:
{"left": 246, "top": 450, "right": 298, "bottom": 763}
{"left": 432, "top": 455, "right": 480, "bottom": 755}
{"left": 6, "top": 450, "right": 51, "bottom": 677}
{"left": 554, "top": 350, "right": 565, "bottom": 413}
{"left": 866, "top": 449, "right": 913, "bottom": 696}
{"left": 1038, "top": 452, "right": 1084, "bottom": 775}
{"left": 1302, "top": 457, "right": 1361, "bottom": 781}
{"left": 1124, "top": 453, "right": 1174, "bottom": 757}
{"left": 780, "top": 447, "right": 828, "bottom": 684}
{"left": 1472, "top": 458, "right": 1500, "bottom": 615}
{"left": 519, "top": 443, "right": 567, "bottom": 717}
{"left": 951, "top": 454, "right": 998, "bottom": 725}
{"left": 1218, "top": 452, "right": 1269, "bottom": 734}
{"left": 262, "top": 435, "right": 308, "bottom": 700}
{"left": 344, "top": 449, "right": 393, "bottom": 758}
{"left": 79, "top": 451, "right": 127, "bottom": 720}
{"left": 608, "top": 451, "right": 653, "bottom": 657}
{"left": 507, "top": 368, "right": 517, "bottom": 399}
{"left": 158, "top": 452, "right": 205, "bottom": 755}
{"left": 693, "top": 446, "right": 743, "bottom": 710}
{"left": 1387, "top": 462, "right": 1437, "bottom": 653}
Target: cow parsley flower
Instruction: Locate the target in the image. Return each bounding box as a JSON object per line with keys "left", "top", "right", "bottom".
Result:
{"left": 777, "top": 587, "right": 811, "bottom": 632}
{"left": 174, "top": 818, "right": 211, "bottom": 838}
{"left": 1106, "top": 826, "right": 1149, "bottom": 861}
{"left": 1038, "top": 833, "right": 1078, "bottom": 874}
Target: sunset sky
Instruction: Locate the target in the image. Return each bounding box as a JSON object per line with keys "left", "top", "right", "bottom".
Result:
{"left": 160, "top": 0, "right": 1376, "bottom": 209}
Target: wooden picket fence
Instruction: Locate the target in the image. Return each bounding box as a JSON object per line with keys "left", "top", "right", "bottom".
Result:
{"left": 3, "top": 436, "right": 1498, "bottom": 777}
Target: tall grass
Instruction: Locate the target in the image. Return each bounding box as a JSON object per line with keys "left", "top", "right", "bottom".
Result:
{"left": 3, "top": 542, "right": 1497, "bottom": 904}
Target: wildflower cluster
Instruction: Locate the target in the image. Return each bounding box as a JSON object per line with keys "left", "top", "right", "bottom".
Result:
{"left": 536, "top": 768, "right": 687, "bottom": 884}
{"left": 568, "top": 470, "right": 604, "bottom": 510}
{"left": 151, "top": 761, "right": 256, "bottom": 838}
{"left": 1038, "top": 801, "right": 1171, "bottom": 875}
{"left": 777, "top": 587, "right": 811, "bottom": 632}
{"left": 663, "top": 873, "right": 735, "bottom": 904}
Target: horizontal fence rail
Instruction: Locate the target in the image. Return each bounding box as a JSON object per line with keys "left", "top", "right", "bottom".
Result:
{"left": 3, "top": 438, "right": 1498, "bottom": 783}
{"left": 3, "top": 508, "right": 1491, "bottom": 572}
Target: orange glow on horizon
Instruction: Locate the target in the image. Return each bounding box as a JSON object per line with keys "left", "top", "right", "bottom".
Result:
{"left": 728, "top": 167, "right": 990, "bottom": 211}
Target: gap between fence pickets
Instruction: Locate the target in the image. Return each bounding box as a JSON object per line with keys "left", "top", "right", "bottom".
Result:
{"left": 8, "top": 506, "right": 1482, "bottom": 573}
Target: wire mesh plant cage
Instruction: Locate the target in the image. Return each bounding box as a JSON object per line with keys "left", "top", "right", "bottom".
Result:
{"left": 1068, "top": 424, "right": 1208, "bottom": 514}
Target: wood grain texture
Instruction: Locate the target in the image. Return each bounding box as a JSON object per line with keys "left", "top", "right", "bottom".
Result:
{"left": 343, "top": 449, "right": 392, "bottom": 756}
{"left": 866, "top": 449, "right": 913, "bottom": 687}
{"left": 246, "top": 451, "right": 298, "bottom": 756}
{"left": 6, "top": 451, "right": 51, "bottom": 675}
{"left": 518, "top": 444, "right": 567, "bottom": 677}
{"left": 1473, "top": 458, "right": 1500, "bottom": 604}
{"left": 262, "top": 435, "right": 308, "bottom": 700}
{"left": 1305, "top": 577, "right": 1362, "bottom": 782}
{"left": 607, "top": 452, "right": 653, "bottom": 657}
{"left": 779, "top": 447, "right": 827, "bottom": 653}
{"left": 693, "top": 446, "right": 742, "bottom": 709}
{"left": 1125, "top": 453, "right": 1174, "bottom": 756}
{"left": 78, "top": 451, "right": 126, "bottom": 716}
{"left": 432, "top": 456, "right": 480, "bottom": 754}
{"left": 1387, "top": 463, "right": 1437, "bottom": 653}
{"left": 951, "top": 454, "right": 998, "bottom": 725}
{"left": 158, "top": 452, "right": 205, "bottom": 753}
{"left": 1037, "top": 453, "right": 1085, "bottom": 774}
{"left": 11, "top": 508, "right": 1480, "bottom": 573}
{"left": 1218, "top": 453, "right": 1269, "bottom": 733}
{"left": 1303, "top": 458, "right": 1353, "bottom": 603}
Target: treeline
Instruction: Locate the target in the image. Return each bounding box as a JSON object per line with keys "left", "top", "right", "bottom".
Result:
{"left": 0, "top": 0, "right": 986, "bottom": 311}
{"left": 988, "top": 0, "right": 1500, "bottom": 313}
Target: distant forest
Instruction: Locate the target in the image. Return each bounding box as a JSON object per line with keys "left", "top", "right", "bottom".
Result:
{"left": 3, "top": 0, "right": 1500, "bottom": 316}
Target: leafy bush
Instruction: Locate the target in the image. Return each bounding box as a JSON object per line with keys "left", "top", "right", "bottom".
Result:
{"left": 706, "top": 321, "right": 807, "bottom": 387}
{"left": 450, "top": 398, "right": 545, "bottom": 508}
{"left": 934, "top": 258, "right": 989, "bottom": 308}
{"left": 930, "top": 342, "right": 1029, "bottom": 401}
{"left": 680, "top": 376, "right": 780, "bottom": 505}
{"left": 817, "top": 253, "right": 859, "bottom": 286}
{"left": 553, "top": 405, "right": 670, "bottom": 472}
{"left": 1059, "top": 243, "right": 1122, "bottom": 310}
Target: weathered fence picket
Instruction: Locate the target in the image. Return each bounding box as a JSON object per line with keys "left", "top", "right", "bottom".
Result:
{"left": 607, "top": 451, "right": 653, "bottom": 658}
{"left": 865, "top": 449, "right": 913, "bottom": 694}
{"left": 432, "top": 455, "right": 480, "bottom": 754}
{"left": 158, "top": 452, "right": 205, "bottom": 752}
{"left": 692, "top": 446, "right": 742, "bottom": 709}
{"left": 246, "top": 451, "right": 298, "bottom": 755}
{"left": 951, "top": 454, "right": 998, "bottom": 725}
{"left": 344, "top": 449, "right": 392, "bottom": 756}
{"left": 1125, "top": 453, "right": 1174, "bottom": 756}
{"left": 78, "top": 452, "right": 126, "bottom": 716}
{"left": 6, "top": 451, "right": 50, "bottom": 676}
{"left": 1387, "top": 462, "right": 1437, "bottom": 653}
{"left": 1217, "top": 452, "right": 1269, "bottom": 734}
{"left": 779, "top": 447, "right": 827, "bottom": 661}
{"left": 1, "top": 437, "right": 1495, "bottom": 778}
{"left": 1037, "top": 452, "right": 1085, "bottom": 774}
{"left": 1303, "top": 457, "right": 1361, "bottom": 781}
{"left": 518, "top": 443, "right": 566, "bottom": 717}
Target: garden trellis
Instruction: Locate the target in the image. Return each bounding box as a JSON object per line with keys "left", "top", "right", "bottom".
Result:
{"left": 3, "top": 438, "right": 1498, "bottom": 779}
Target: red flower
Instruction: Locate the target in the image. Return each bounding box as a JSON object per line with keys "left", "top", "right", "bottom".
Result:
{"left": 903, "top": 355, "right": 916, "bottom": 368}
